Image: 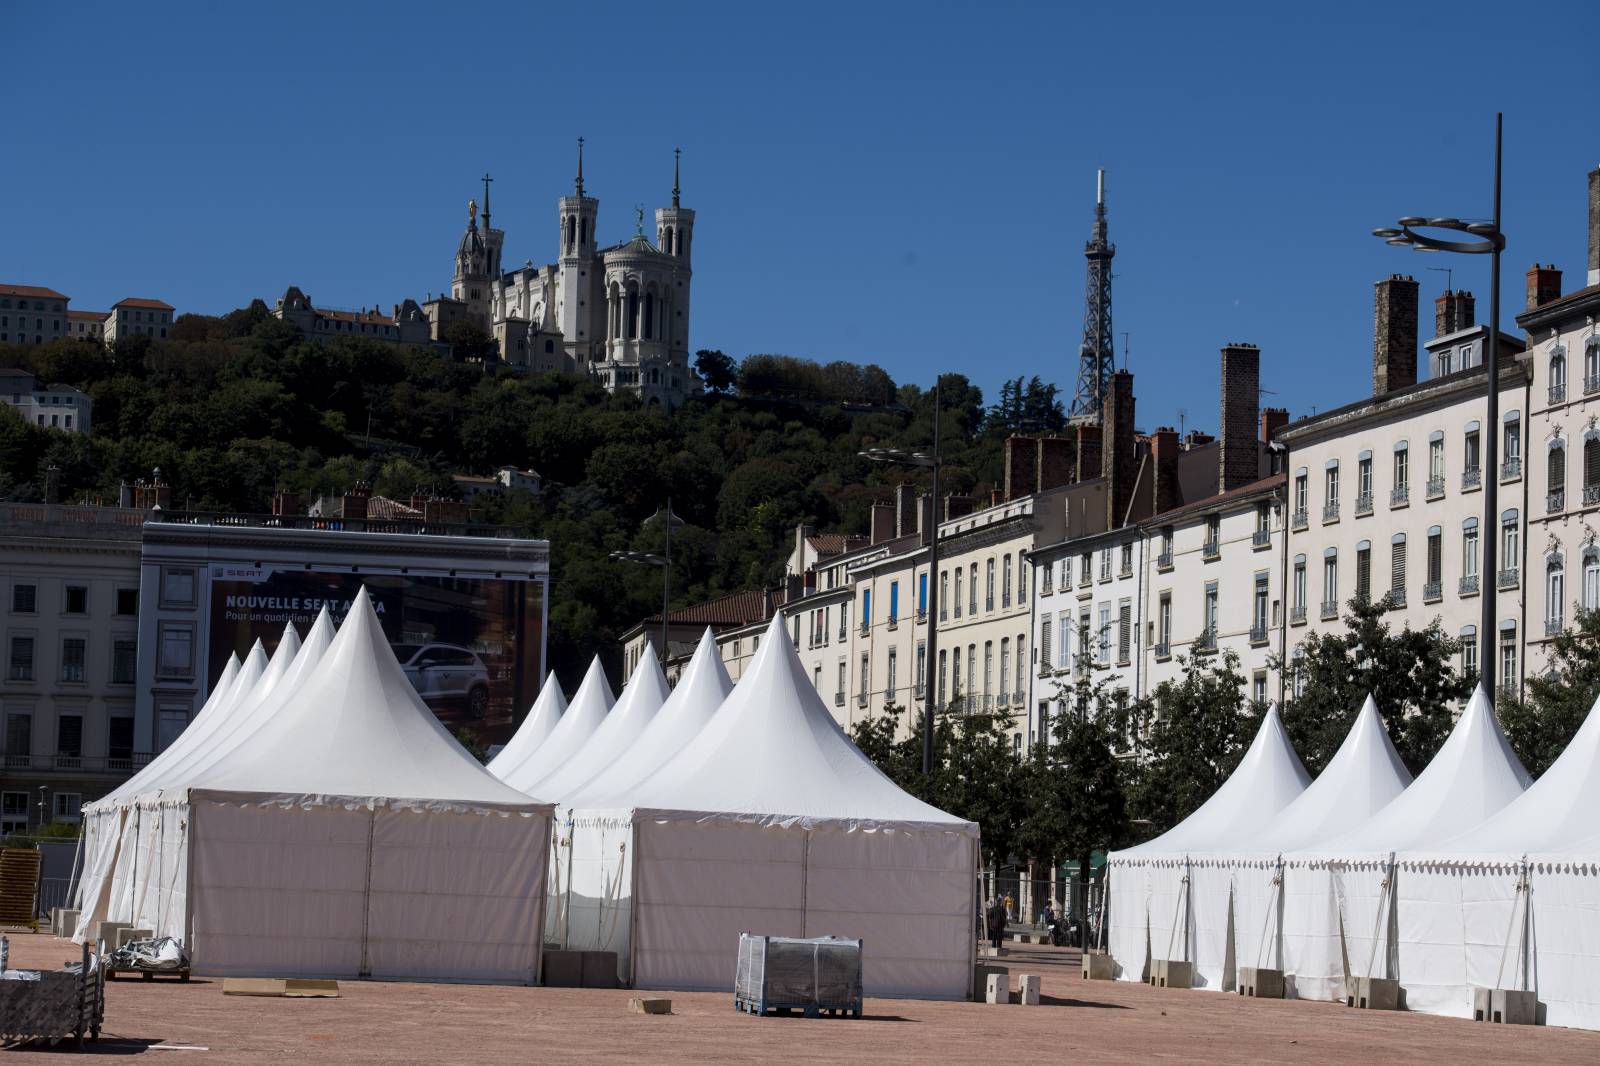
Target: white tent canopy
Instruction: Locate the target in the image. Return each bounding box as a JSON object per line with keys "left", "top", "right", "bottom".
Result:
{"left": 77, "top": 590, "right": 552, "bottom": 984}
{"left": 535, "top": 644, "right": 667, "bottom": 801}
{"left": 1106, "top": 704, "right": 1310, "bottom": 982}
{"left": 1280, "top": 686, "right": 1531, "bottom": 1003}
{"left": 570, "top": 628, "right": 731, "bottom": 806}
{"left": 490, "top": 657, "right": 613, "bottom": 794}
{"left": 559, "top": 615, "right": 977, "bottom": 999}
{"left": 489, "top": 673, "right": 567, "bottom": 773}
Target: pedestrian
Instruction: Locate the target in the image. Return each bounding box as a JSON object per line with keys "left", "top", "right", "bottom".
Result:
{"left": 987, "top": 897, "right": 1005, "bottom": 951}
{"left": 1043, "top": 901, "right": 1056, "bottom": 929}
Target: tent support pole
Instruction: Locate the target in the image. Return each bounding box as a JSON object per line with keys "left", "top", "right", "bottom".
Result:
{"left": 625, "top": 818, "right": 643, "bottom": 988}
{"left": 358, "top": 808, "right": 375, "bottom": 979}
{"left": 1520, "top": 859, "right": 1532, "bottom": 992}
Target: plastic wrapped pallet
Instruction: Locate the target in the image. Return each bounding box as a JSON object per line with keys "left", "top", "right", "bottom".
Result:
{"left": 735, "top": 934, "right": 862, "bottom": 1015}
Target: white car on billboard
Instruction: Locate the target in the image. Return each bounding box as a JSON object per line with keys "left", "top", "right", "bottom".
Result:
{"left": 394, "top": 643, "right": 491, "bottom": 719}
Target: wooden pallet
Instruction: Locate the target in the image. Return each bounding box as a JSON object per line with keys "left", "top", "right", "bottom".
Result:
{"left": 0, "top": 850, "right": 40, "bottom": 929}
{"left": 107, "top": 966, "right": 190, "bottom": 983}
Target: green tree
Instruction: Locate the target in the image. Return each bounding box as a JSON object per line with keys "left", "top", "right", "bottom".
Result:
{"left": 442, "top": 320, "right": 498, "bottom": 364}
{"left": 1128, "top": 648, "right": 1255, "bottom": 838}
{"left": 694, "top": 349, "right": 738, "bottom": 393}
{"left": 1500, "top": 608, "right": 1600, "bottom": 776}
{"left": 1280, "top": 596, "right": 1471, "bottom": 776}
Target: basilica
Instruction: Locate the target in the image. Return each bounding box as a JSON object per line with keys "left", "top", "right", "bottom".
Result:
{"left": 422, "top": 141, "right": 700, "bottom": 408}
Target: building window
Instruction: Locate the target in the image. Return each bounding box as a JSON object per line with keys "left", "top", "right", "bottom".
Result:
{"left": 940, "top": 570, "right": 949, "bottom": 620}
{"left": 1586, "top": 549, "right": 1600, "bottom": 613}
{"left": 952, "top": 569, "right": 961, "bottom": 619}
{"left": 1323, "top": 549, "right": 1338, "bottom": 617}
{"left": 1548, "top": 557, "right": 1566, "bottom": 634}
{"left": 918, "top": 573, "right": 928, "bottom": 617}
{"left": 1098, "top": 549, "right": 1111, "bottom": 582}
{"left": 1500, "top": 510, "right": 1519, "bottom": 586}
{"left": 1586, "top": 434, "right": 1600, "bottom": 504}
{"left": 969, "top": 563, "right": 978, "bottom": 614}
{"left": 1096, "top": 603, "right": 1111, "bottom": 664}
{"left": 1462, "top": 518, "right": 1480, "bottom": 593}
{"left": 1158, "top": 593, "right": 1172, "bottom": 651}
{"left": 888, "top": 580, "right": 899, "bottom": 625}
{"left": 1252, "top": 574, "right": 1269, "bottom": 640}
{"left": 1355, "top": 541, "right": 1372, "bottom": 603}
{"left": 1058, "top": 611, "right": 1072, "bottom": 669}
{"left": 1203, "top": 583, "right": 1219, "bottom": 643}
{"left": 1325, "top": 463, "right": 1340, "bottom": 506}
{"left": 886, "top": 647, "right": 898, "bottom": 700}
{"left": 1120, "top": 542, "right": 1134, "bottom": 576}
{"left": 1000, "top": 555, "right": 1011, "bottom": 608}
{"left": 1551, "top": 349, "right": 1567, "bottom": 401}
{"left": 1, "top": 792, "right": 28, "bottom": 835}
{"left": 983, "top": 641, "right": 994, "bottom": 695}
{"left": 157, "top": 703, "right": 191, "bottom": 752}
{"left": 858, "top": 653, "right": 870, "bottom": 701}
{"left": 1204, "top": 514, "right": 1221, "bottom": 554}
{"left": 1503, "top": 414, "right": 1521, "bottom": 477}
{"left": 12, "top": 584, "right": 36, "bottom": 614}
{"left": 1461, "top": 625, "right": 1478, "bottom": 683}
{"left": 1041, "top": 561, "right": 1053, "bottom": 596}
{"left": 1079, "top": 552, "right": 1092, "bottom": 585}
{"left": 60, "top": 638, "right": 86, "bottom": 682}
{"left": 1464, "top": 423, "right": 1481, "bottom": 480}
{"left": 1117, "top": 600, "right": 1132, "bottom": 663}
{"left": 1252, "top": 671, "right": 1268, "bottom": 707}
{"left": 1293, "top": 472, "right": 1308, "bottom": 515}
{"left": 936, "top": 651, "right": 946, "bottom": 705}
{"left": 56, "top": 714, "right": 82, "bottom": 761}
{"left": 862, "top": 588, "right": 872, "bottom": 629}
{"left": 112, "top": 639, "right": 136, "bottom": 685}
{"left": 1549, "top": 440, "right": 1567, "bottom": 511}
{"left": 158, "top": 623, "right": 194, "bottom": 678}
{"left": 1040, "top": 618, "right": 1052, "bottom": 672}
{"left": 7, "top": 636, "right": 33, "bottom": 681}
{"left": 1500, "top": 623, "right": 1517, "bottom": 690}
{"left": 64, "top": 586, "right": 87, "bottom": 614}
{"left": 161, "top": 567, "right": 196, "bottom": 607}
{"left": 115, "top": 588, "right": 138, "bottom": 616}
{"left": 1017, "top": 551, "right": 1028, "bottom": 602}
{"left": 1292, "top": 555, "right": 1306, "bottom": 613}
{"left": 999, "top": 638, "right": 1010, "bottom": 699}
{"left": 1391, "top": 534, "right": 1407, "bottom": 599}
{"left": 1357, "top": 454, "right": 1373, "bottom": 504}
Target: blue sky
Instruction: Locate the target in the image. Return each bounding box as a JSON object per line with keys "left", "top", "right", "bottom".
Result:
{"left": 4, "top": 0, "right": 1597, "bottom": 433}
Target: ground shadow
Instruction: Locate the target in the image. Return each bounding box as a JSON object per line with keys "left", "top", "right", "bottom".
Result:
{"left": 6, "top": 1036, "right": 167, "bottom": 1055}
{"left": 1038, "top": 994, "right": 1130, "bottom": 1010}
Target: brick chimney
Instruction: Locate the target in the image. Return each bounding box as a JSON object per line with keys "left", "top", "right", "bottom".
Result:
{"left": 272, "top": 490, "right": 302, "bottom": 516}
{"left": 1433, "top": 290, "right": 1475, "bottom": 337}
{"left": 944, "top": 494, "right": 976, "bottom": 521}
{"left": 1101, "top": 370, "right": 1136, "bottom": 528}
{"left": 1589, "top": 165, "right": 1600, "bottom": 286}
{"left": 917, "top": 494, "right": 935, "bottom": 545}
{"left": 895, "top": 482, "right": 919, "bottom": 537}
{"left": 1219, "top": 343, "right": 1260, "bottom": 493}
{"left": 1037, "top": 436, "right": 1074, "bottom": 491}
{"left": 1074, "top": 423, "right": 1102, "bottom": 483}
{"left": 870, "top": 502, "right": 895, "bottom": 544}
{"left": 341, "top": 484, "right": 369, "bottom": 521}
{"left": 1526, "top": 264, "right": 1563, "bottom": 312}
{"left": 1373, "top": 274, "right": 1420, "bottom": 396}
{"left": 1151, "top": 427, "right": 1181, "bottom": 515}
{"left": 1004, "top": 436, "right": 1038, "bottom": 501}
{"left": 1260, "top": 407, "right": 1289, "bottom": 443}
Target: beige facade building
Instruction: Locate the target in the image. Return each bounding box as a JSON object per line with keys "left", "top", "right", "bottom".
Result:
{"left": 273, "top": 287, "right": 433, "bottom": 347}
{"left": 103, "top": 298, "right": 175, "bottom": 342}
{"left": 0, "top": 284, "right": 69, "bottom": 346}
{"left": 66, "top": 310, "right": 105, "bottom": 340}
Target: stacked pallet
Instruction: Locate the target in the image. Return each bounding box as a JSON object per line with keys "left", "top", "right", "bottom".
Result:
{"left": 0, "top": 850, "right": 41, "bottom": 930}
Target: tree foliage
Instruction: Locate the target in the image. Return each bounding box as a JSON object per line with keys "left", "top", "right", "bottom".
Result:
{"left": 1279, "top": 596, "right": 1471, "bottom": 776}
{"left": 1501, "top": 608, "right": 1600, "bottom": 776}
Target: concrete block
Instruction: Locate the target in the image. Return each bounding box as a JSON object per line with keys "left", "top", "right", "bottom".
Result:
{"left": 984, "top": 972, "right": 1011, "bottom": 1004}
{"left": 1238, "top": 966, "right": 1285, "bottom": 999}
{"left": 977, "top": 945, "right": 1006, "bottom": 958}
{"left": 629, "top": 997, "right": 672, "bottom": 1015}
{"left": 1345, "top": 975, "right": 1401, "bottom": 1010}
{"left": 581, "top": 950, "right": 619, "bottom": 989}
{"left": 1474, "top": 987, "right": 1539, "bottom": 1025}
{"left": 91, "top": 921, "right": 130, "bottom": 948}
{"left": 972, "top": 963, "right": 1008, "bottom": 1000}
{"left": 1080, "top": 952, "right": 1116, "bottom": 981}
{"left": 59, "top": 909, "right": 79, "bottom": 939}
{"left": 543, "top": 949, "right": 583, "bottom": 988}
{"left": 115, "top": 927, "right": 153, "bottom": 950}
{"left": 47, "top": 908, "right": 60, "bottom": 937}
{"left": 1015, "top": 973, "right": 1041, "bottom": 1006}
{"left": 1148, "top": 958, "right": 1192, "bottom": 989}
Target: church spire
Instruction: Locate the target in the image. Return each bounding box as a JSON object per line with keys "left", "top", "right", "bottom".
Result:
{"left": 481, "top": 172, "right": 493, "bottom": 233}
{"left": 672, "top": 147, "right": 681, "bottom": 208}
{"left": 575, "top": 137, "right": 585, "bottom": 197}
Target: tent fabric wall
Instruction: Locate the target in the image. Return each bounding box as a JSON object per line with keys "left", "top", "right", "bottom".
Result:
{"left": 188, "top": 795, "right": 548, "bottom": 982}
{"left": 548, "top": 809, "right": 635, "bottom": 976}
{"left": 627, "top": 813, "right": 974, "bottom": 999}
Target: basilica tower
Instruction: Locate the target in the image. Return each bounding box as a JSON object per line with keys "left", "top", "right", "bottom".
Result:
{"left": 557, "top": 137, "right": 600, "bottom": 363}
{"left": 653, "top": 148, "right": 695, "bottom": 355}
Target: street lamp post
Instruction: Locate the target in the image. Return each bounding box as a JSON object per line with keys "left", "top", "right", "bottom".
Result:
{"left": 859, "top": 379, "right": 942, "bottom": 775}
{"left": 611, "top": 499, "right": 684, "bottom": 663}
{"left": 1372, "top": 113, "right": 1505, "bottom": 694}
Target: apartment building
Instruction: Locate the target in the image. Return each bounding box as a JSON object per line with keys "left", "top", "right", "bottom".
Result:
{"left": 0, "top": 502, "right": 146, "bottom": 828}
{"left": 1279, "top": 274, "right": 1529, "bottom": 696}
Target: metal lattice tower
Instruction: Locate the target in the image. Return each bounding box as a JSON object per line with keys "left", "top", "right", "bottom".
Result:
{"left": 1070, "top": 169, "right": 1116, "bottom": 421}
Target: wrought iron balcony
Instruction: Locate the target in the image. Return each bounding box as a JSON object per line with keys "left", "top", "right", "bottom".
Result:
{"left": 1119, "top": 563, "right": 1133, "bottom": 579}
{"left": 1501, "top": 457, "right": 1521, "bottom": 481}
{"left": 1249, "top": 624, "right": 1268, "bottom": 644}
{"left": 859, "top": 622, "right": 870, "bottom": 637}
{"left": 1387, "top": 587, "right": 1407, "bottom": 607}
{"left": 985, "top": 597, "right": 994, "bottom": 612}
{"left": 834, "top": 691, "right": 844, "bottom": 707}
{"left": 1459, "top": 575, "right": 1480, "bottom": 596}
{"left": 914, "top": 681, "right": 925, "bottom": 697}
{"left": 1194, "top": 628, "right": 1217, "bottom": 653}
{"left": 1154, "top": 640, "right": 1171, "bottom": 659}
{"left": 915, "top": 608, "right": 927, "bottom": 624}
{"left": 886, "top": 617, "right": 898, "bottom": 631}
{"left": 1202, "top": 539, "right": 1220, "bottom": 559}
{"left": 1550, "top": 383, "right": 1567, "bottom": 404}
{"left": 1156, "top": 550, "right": 1174, "bottom": 570}
{"left": 1586, "top": 484, "right": 1600, "bottom": 506}
{"left": 1462, "top": 467, "right": 1481, "bottom": 490}
{"left": 1548, "top": 490, "right": 1566, "bottom": 514}
{"left": 1320, "top": 600, "right": 1339, "bottom": 621}
{"left": 1587, "top": 373, "right": 1600, "bottom": 396}
{"left": 1252, "top": 529, "right": 1271, "bottom": 548}
{"left": 1391, "top": 485, "right": 1409, "bottom": 507}
{"left": 1355, "top": 493, "right": 1374, "bottom": 515}
{"left": 1013, "top": 689, "right": 1026, "bottom": 706}
{"left": 1291, "top": 510, "right": 1308, "bottom": 531}
{"left": 1426, "top": 476, "right": 1446, "bottom": 499}
{"left": 857, "top": 691, "right": 868, "bottom": 708}
{"left": 0, "top": 751, "right": 153, "bottom": 775}
{"left": 1545, "top": 617, "right": 1565, "bottom": 638}
{"left": 1423, "top": 580, "right": 1442, "bottom": 602}
{"left": 997, "top": 692, "right": 1010, "bottom": 709}
{"left": 1289, "top": 605, "right": 1307, "bottom": 625}
{"left": 1001, "top": 592, "right": 1011, "bottom": 609}
{"left": 1322, "top": 503, "right": 1340, "bottom": 524}
{"left": 1497, "top": 568, "right": 1519, "bottom": 590}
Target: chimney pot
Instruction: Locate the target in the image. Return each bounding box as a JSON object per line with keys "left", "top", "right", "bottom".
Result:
{"left": 1526, "top": 264, "right": 1563, "bottom": 313}
{"left": 1588, "top": 165, "right": 1599, "bottom": 287}
{"left": 1004, "top": 436, "right": 1038, "bottom": 501}
{"left": 1220, "top": 343, "right": 1261, "bottom": 493}
{"left": 1373, "top": 274, "right": 1420, "bottom": 396}
{"left": 1101, "top": 370, "right": 1136, "bottom": 528}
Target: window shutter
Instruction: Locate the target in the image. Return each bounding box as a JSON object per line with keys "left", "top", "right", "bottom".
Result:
{"left": 1551, "top": 446, "right": 1566, "bottom": 492}
{"left": 1118, "top": 604, "right": 1132, "bottom": 661}
{"left": 1357, "top": 549, "right": 1371, "bottom": 601}
{"left": 1586, "top": 438, "right": 1600, "bottom": 489}
{"left": 1391, "top": 540, "right": 1406, "bottom": 591}
{"left": 1428, "top": 534, "right": 1442, "bottom": 583}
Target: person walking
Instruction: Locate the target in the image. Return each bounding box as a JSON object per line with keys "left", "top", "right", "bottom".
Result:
{"left": 986, "top": 897, "right": 1005, "bottom": 951}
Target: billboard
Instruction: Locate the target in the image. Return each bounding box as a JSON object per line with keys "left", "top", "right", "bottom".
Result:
{"left": 207, "top": 566, "right": 543, "bottom": 744}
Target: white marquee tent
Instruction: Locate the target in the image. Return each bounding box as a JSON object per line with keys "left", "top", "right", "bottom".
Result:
{"left": 79, "top": 591, "right": 553, "bottom": 983}
{"left": 1106, "top": 703, "right": 1310, "bottom": 983}
{"left": 488, "top": 674, "right": 566, "bottom": 771}
{"left": 535, "top": 643, "right": 667, "bottom": 802}
{"left": 556, "top": 616, "right": 979, "bottom": 999}
{"left": 1206, "top": 696, "right": 1411, "bottom": 993}
{"left": 1282, "top": 686, "right": 1530, "bottom": 1003}
{"left": 1397, "top": 689, "right": 1600, "bottom": 1027}
{"left": 489, "top": 657, "right": 613, "bottom": 794}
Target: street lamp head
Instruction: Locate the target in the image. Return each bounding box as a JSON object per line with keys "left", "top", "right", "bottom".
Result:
{"left": 1385, "top": 237, "right": 1412, "bottom": 246}
{"left": 1428, "top": 217, "right": 1462, "bottom": 229}
{"left": 1371, "top": 228, "right": 1403, "bottom": 238}
{"left": 1397, "top": 216, "right": 1428, "bottom": 227}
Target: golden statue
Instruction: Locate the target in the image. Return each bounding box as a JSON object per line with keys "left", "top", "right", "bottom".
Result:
{"left": 469, "top": 198, "right": 478, "bottom": 225}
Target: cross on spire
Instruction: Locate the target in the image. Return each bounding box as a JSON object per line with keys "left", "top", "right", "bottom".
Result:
{"left": 575, "top": 137, "right": 585, "bottom": 197}
{"left": 481, "top": 172, "right": 493, "bottom": 232}
{"left": 672, "top": 147, "right": 681, "bottom": 208}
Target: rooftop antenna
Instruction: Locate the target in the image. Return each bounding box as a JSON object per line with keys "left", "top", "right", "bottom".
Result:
{"left": 1069, "top": 168, "right": 1116, "bottom": 422}
{"left": 1427, "top": 265, "right": 1453, "bottom": 291}
{"left": 1121, "top": 331, "right": 1130, "bottom": 370}
{"left": 1177, "top": 407, "right": 1187, "bottom": 437}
